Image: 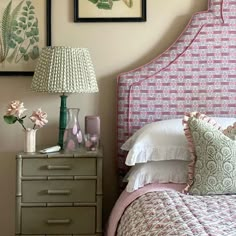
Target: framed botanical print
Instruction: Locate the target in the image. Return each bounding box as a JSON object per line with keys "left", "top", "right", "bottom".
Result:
{"left": 0, "top": 0, "right": 51, "bottom": 76}
{"left": 74, "top": 0, "right": 146, "bottom": 23}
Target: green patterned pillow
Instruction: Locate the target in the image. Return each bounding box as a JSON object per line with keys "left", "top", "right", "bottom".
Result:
{"left": 187, "top": 116, "right": 236, "bottom": 195}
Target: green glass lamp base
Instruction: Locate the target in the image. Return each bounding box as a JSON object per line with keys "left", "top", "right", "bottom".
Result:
{"left": 58, "top": 94, "right": 67, "bottom": 148}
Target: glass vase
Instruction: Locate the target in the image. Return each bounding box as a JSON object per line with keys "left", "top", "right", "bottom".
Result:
{"left": 63, "top": 108, "right": 83, "bottom": 151}
{"left": 24, "top": 128, "right": 37, "bottom": 153}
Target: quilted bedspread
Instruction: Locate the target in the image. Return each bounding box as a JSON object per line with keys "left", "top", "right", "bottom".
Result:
{"left": 116, "top": 191, "right": 236, "bottom": 236}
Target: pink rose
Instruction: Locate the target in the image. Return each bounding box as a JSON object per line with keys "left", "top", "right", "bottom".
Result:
{"left": 4, "top": 100, "right": 48, "bottom": 130}
{"left": 6, "top": 100, "right": 26, "bottom": 118}
{"left": 29, "top": 108, "right": 48, "bottom": 128}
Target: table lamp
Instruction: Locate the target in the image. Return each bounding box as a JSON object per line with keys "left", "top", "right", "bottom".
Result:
{"left": 31, "top": 46, "right": 99, "bottom": 148}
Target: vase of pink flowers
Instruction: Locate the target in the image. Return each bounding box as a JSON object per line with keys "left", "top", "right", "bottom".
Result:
{"left": 3, "top": 100, "right": 48, "bottom": 153}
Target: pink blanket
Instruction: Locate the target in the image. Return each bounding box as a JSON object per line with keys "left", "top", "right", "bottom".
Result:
{"left": 105, "top": 183, "right": 185, "bottom": 236}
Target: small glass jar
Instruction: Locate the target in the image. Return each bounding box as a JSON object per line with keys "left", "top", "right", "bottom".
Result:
{"left": 84, "top": 133, "right": 99, "bottom": 151}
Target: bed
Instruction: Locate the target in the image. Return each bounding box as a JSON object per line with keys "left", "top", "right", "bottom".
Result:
{"left": 106, "top": 0, "right": 236, "bottom": 235}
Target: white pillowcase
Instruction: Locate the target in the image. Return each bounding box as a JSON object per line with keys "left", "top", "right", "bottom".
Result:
{"left": 212, "top": 117, "right": 236, "bottom": 129}
{"left": 124, "top": 160, "right": 189, "bottom": 192}
{"left": 122, "top": 117, "right": 236, "bottom": 166}
{"left": 122, "top": 119, "right": 190, "bottom": 166}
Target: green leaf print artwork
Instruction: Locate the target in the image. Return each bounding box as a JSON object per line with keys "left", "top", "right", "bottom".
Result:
{"left": 88, "top": 0, "right": 133, "bottom": 10}
{"left": 0, "top": 0, "right": 40, "bottom": 64}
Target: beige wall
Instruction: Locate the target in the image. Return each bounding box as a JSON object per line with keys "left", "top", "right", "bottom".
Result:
{"left": 0, "top": 0, "right": 207, "bottom": 235}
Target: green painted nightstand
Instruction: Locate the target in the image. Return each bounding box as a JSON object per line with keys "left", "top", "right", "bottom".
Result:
{"left": 15, "top": 148, "right": 103, "bottom": 236}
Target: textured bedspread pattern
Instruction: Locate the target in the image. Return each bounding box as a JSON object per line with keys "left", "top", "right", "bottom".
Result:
{"left": 117, "top": 191, "right": 236, "bottom": 236}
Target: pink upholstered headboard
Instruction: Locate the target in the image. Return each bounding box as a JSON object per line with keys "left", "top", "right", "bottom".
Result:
{"left": 117, "top": 0, "right": 236, "bottom": 183}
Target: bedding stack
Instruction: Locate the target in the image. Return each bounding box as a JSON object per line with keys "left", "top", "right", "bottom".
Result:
{"left": 121, "top": 119, "right": 191, "bottom": 192}
{"left": 121, "top": 115, "right": 236, "bottom": 193}
{"left": 106, "top": 114, "right": 236, "bottom": 236}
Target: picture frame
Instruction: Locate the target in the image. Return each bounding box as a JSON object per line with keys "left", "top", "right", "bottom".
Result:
{"left": 74, "top": 0, "right": 146, "bottom": 23}
{"left": 0, "top": 0, "right": 51, "bottom": 76}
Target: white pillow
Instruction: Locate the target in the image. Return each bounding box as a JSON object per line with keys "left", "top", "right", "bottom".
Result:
{"left": 124, "top": 160, "right": 189, "bottom": 192}
{"left": 122, "top": 119, "right": 190, "bottom": 166}
{"left": 212, "top": 117, "right": 236, "bottom": 129}
{"left": 122, "top": 118, "right": 236, "bottom": 166}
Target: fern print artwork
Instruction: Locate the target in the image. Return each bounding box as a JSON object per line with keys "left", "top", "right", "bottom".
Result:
{"left": 0, "top": 0, "right": 48, "bottom": 73}
{"left": 75, "top": 0, "right": 145, "bottom": 23}
{"left": 88, "top": 0, "right": 133, "bottom": 10}
{"left": 0, "top": 0, "right": 39, "bottom": 64}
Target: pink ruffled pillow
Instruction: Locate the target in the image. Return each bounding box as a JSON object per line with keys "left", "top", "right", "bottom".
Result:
{"left": 183, "top": 112, "right": 236, "bottom": 194}
{"left": 183, "top": 112, "right": 223, "bottom": 193}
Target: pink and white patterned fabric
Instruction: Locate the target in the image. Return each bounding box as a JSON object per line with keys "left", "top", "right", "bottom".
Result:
{"left": 117, "top": 0, "right": 236, "bottom": 185}
{"left": 106, "top": 183, "right": 186, "bottom": 236}
{"left": 116, "top": 191, "right": 236, "bottom": 236}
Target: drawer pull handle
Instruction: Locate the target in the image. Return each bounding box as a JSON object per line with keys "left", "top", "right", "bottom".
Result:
{"left": 46, "top": 165, "right": 72, "bottom": 170}
{"left": 47, "top": 219, "right": 71, "bottom": 224}
{"left": 47, "top": 189, "right": 71, "bottom": 195}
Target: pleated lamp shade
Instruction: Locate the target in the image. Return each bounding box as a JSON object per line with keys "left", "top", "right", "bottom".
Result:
{"left": 31, "top": 46, "right": 98, "bottom": 93}
{"left": 31, "top": 46, "right": 99, "bottom": 148}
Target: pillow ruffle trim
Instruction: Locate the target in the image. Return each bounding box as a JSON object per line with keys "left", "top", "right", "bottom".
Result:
{"left": 223, "top": 122, "right": 236, "bottom": 140}
{"left": 182, "top": 112, "right": 222, "bottom": 193}
{"left": 125, "top": 146, "right": 190, "bottom": 166}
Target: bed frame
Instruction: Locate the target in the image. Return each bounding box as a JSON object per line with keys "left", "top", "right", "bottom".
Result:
{"left": 116, "top": 0, "right": 236, "bottom": 185}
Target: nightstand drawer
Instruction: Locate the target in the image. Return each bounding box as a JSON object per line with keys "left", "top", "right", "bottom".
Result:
{"left": 22, "top": 180, "right": 96, "bottom": 203}
{"left": 22, "top": 158, "right": 96, "bottom": 176}
{"left": 21, "top": 207, "right": 96, "bottom": 235}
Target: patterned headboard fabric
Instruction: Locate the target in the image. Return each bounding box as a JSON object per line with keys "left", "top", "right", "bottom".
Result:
{"left": 117, "top": 0, "right": 236, "bottom": 182}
